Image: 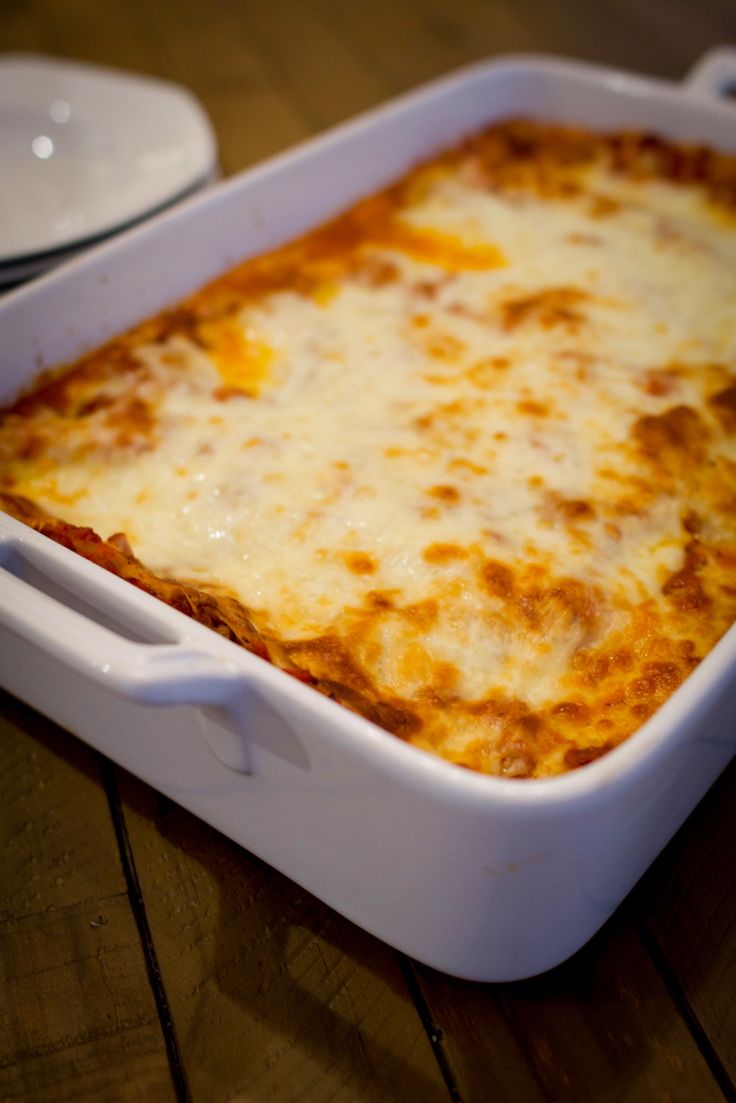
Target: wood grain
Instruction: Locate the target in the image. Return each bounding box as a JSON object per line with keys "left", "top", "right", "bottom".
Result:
{"left": 0, "top": 695, "right": 175, "bottom": 1102}
{"left": 411, "top": 906, "right": 728, "bottom": 1102}
{"left": 112, "top": 770, "right": 450, "bottom": 1102}
{"left": 0, "top": 696, "right": 122, "bottom": 923}
{"left": 316, "top": 0, "right": 468, "bottom": 94}
{"left": 241, "top": 0, "right": 391, "bottom": 130}
{"left": 637, "top": 760, "right": 736, "bottom": 1087}
{"left": 0, "top": 897, "right": 175, "bottom": 1103}
{"left": 34, "top": 0, "right": 160, "bottom": 76}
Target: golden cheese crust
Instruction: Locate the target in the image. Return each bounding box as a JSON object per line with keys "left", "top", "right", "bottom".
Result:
{"left": 2, "top": 119, "right": 736, "bottom": 778}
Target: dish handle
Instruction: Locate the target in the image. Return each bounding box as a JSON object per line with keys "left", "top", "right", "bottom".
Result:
{"left": 682, "top": 47, "right": 736, "bottom": 99}
{"left": 0, "top": 522, "right": 253, "bottom": 770}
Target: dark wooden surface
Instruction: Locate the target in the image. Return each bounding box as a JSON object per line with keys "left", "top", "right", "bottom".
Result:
{"left": 2, "top": 1, "right": 736, "bottom": 1099}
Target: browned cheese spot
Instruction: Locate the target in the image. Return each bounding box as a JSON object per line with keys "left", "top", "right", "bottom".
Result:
{"left": 626, "top": 660, "right": 682, "bottom": 701}
{"left": 426, "top": 484, "right": 461, "bottom": 504}
{"left": 428, "top": 660, "right": 461, "bottom": 694}
{"left": 662, "top": 538, "right": 711, "bottom": 612}
{"left": 104, "top": 397, "right": 156, "bottom": 452}
{"left": 500, "top": 287, "right": 588, "bottom": 332}
{"left": 413, "top": 280, "right": 445, "bottom": 300}
{"left": 342, "top": 551, "right": 378, "bottom": 575}
{"left": 682, "top": 509, "right": 701, "bottom": 535}
{"left": 464, "top": 691, "right": 554, "bottom": 777}
{"left": 414, "top": 399, "right": 472, "bottom": 435}
{"left": 11, "top": 345, "right": 144, "bottom": 419}
{"left": 480, "top": 558, "right": 516, "bottom": 600}
{"left": 589, "top": 194, "right": 620, "bottom": 218}
{"left": 542, "top": 493, "right": 597, "bottom": 526}
{"left": 449, "top": 457, "right": 488, "bottom": 476}
{"left": 76, "top": 393, "right": 117, "bottom": 416}
{"left": 464, "top": 120, "right": 597, "bottom": 200}
{"left": 520, "top": 577, "right": 600, "bottom": 632}
{"left": 366, "top": 590, "right": 397, "bottom": 611}
{"left": 517, "top": 399, "right": 550, "bottom": 417}
{"left": 480, "top": 559, "right": 600, "bottom": 634}
{"left": 632, "top": 405, "right": 709, "bottom": 472}
{"left": 214, "top": 386, "right": 248, "bottom": 402}
{"left": 639, "top": 368, "right": 681, "bottom": 397}
{"left": 465, "top": 357, "right": 510, "bottom": 388}
{"left": 573, "top": 644, "right": 635, "bottom": 686}
{"left": 606, "top": 130, "right": 736, "bottom": 210}
{"left": 500, "top": 741, "right": 536, "bottom": 778}
{"left": 423, "top": 542, "right": 469, "bottom": 564}
{"left": 371, "top": 700, "right": 423, "bottom": 739}
{"left": 556, "top": 348, "right": 595, "bottom": 382}
{"left": 551, "top": 699, "right": 591, "bottom": 725}
{"left": 563, "top": 741, "right": 614, "bottom": 770}
{"left": 351, "top": 255, "right": 400, "bottom": 288}
{"left": 557, "top": 497, "right": 596, "bottom": 521}
{"left": 284, "top": 633, "right": 373, "bottom": 694}
{"left": 425, "top": 333, "right": 466, "bottom": 361}
{"left": 709, "top": 382, "right": 736, "bottom": 433}
{"left": 402, "top": 598, "right": 440, "bottom": 631}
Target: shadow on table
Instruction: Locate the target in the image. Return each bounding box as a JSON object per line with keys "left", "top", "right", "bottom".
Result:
{"left": 124, "top": 761, "right": 732, "bottom": 1103}
{"left": 11, "top": 694, "right": 731, "bottom": 1103}
{"left": 121, "top": 774, "right": 451, "bottom": 1103}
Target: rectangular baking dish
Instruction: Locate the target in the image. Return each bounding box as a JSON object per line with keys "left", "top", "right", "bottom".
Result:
{"left": 2, "top": 48, "right": 736, "bottom": 982}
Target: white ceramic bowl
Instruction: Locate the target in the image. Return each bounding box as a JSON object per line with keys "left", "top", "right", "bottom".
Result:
{"left": 0, "top": 54, "right": 217, "bottom": 285}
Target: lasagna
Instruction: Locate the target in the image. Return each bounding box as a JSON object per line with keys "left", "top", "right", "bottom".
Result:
{"left": 2, "top": 120, "right": 736, "bottom": 778}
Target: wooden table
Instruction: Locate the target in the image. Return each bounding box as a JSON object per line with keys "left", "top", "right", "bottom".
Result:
{"left": 2, "top": 1, "right": 736, "bottom": 1099}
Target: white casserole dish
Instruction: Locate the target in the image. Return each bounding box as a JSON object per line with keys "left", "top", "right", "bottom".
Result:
{"left": 2, "top": 48, "right": 736, "bottom": 982}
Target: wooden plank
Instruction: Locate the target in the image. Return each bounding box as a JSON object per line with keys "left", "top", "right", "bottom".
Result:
{"left": 315, "top": 0, "right": 468, "bottom": 94}
{"left": 503, "top": 0, "right": 733, "bottom": 80}
{"left": 402, "top": 0, "right": 540, "bottom": 59}
{"left": 0, "top": 897, "right": 177, "bottom": 1103}
{"left": 114, "top": 769, "right": 450, "bottom": 1103}
{"left": 637, "top": 760, "right": 736, "bottom": 1086}
{"left": 238, "top": 0, "right": 392, "bottom": 130}
{"left": 0, "top": 695, "right": 175, "bottom": 1102}
{"left": 130, "top": 0, "right": 266, "bottom": 94}
{"left": 200, "top": 85, "right": 313, "bottom": 176}
{"left": 34, "top": 0, "right": 161, "bottom": 76}
{"left": 0, "top": 1036, "right": 169, "bottom": 1103}
{"left": 116, "top": 0, "right": 318, "bottom": 175}
{"left": 0, "top": 0, "right": 61, "bottom": 54}
{"left": 615, "top": 0, "right": 736, "bottom": 77}
{"left": 411, "top": 907, "right": 728, "bottom": 1102}
{"left": 0, "top": 694, "right": 126, "bottom": 921}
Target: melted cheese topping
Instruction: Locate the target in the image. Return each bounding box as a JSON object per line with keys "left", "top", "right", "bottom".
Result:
{"left": 3, "top": 121, "right": 736, "bottom": 777}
